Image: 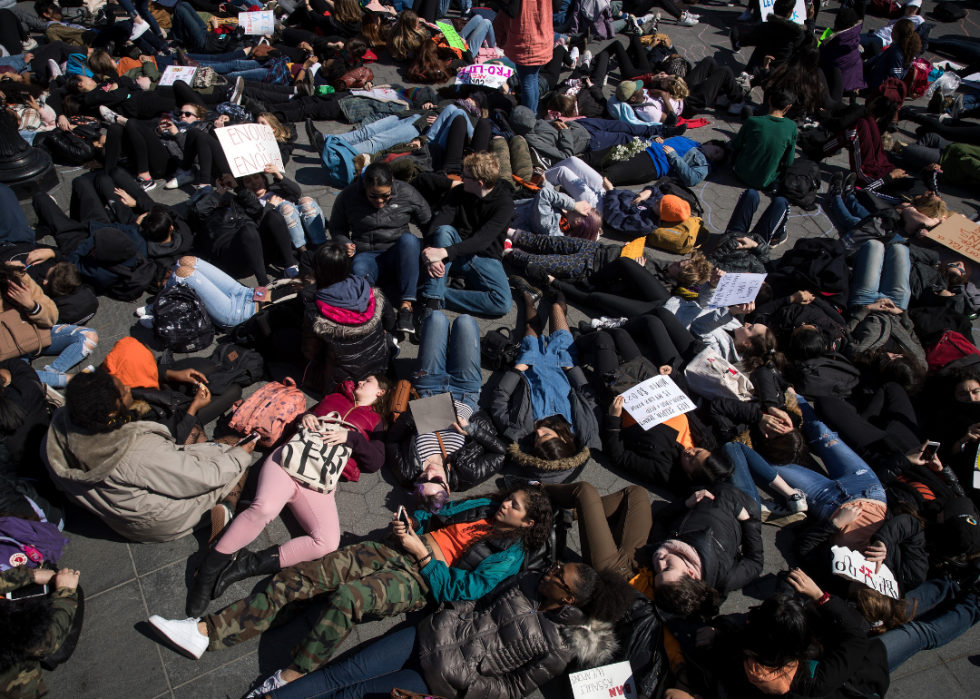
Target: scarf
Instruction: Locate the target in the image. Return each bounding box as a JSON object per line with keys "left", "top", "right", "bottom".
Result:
{"left": 454, "top": 98, "right": 481, "bottom": 118}
{"left": 655, "top": 539, "right": 702, "bottom": 580}
{"left": 316, "top": 276, "right": 370, "bottom": 312}
{"left": 744, "top": 658, "right": 798, "bottom": 695}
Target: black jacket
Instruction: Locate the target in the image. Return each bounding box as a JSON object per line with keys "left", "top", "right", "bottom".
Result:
{"left": 658, "top": 482, "right": 764, "bottom": 595}
{"left": 328, "top": 179, "right": 431, "bottom": 253}
{"left": 0, "top": 358, "right": 51, "bottom": 481}
{"left": 426, "top": 181, "right": 514, "bottom": 262}
{"left": 386, "top": 409, "right": 506, "bottom": 491}
{"left": 190, "top": 186, "right": 265, "bottom": 257}
{"left": 793, "top": 513, "right": 928, "bottom": 598}
{"left": 739, "top": 14, "right": 809, "bottom": 69}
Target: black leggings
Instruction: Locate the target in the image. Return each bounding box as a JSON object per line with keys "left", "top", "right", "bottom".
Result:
{"left": 122, "top": 119, "right": 175, "bottom": 179}
{"left": 0, "top": 8, "right": 26, "bottom": 56}
{"left": 414, "top": 0, "right": 441, "bottom": 22}
{"left": 69, "top": 168, "right": 149, "bottom": 227}
{"left": 602, "top": 150, "right": 658, "bottom": 187}
{"left": 552, "top": 257, "right": 671, "bottom": 317}
{"left": 182, "top": 129, "right": 231, "bottom": 186}
{"left": 443, "top": 116, "right": 492, "bottom": 174}
{"left": 627, "top": 0, "right": 686, "bottom": 19}
{"left": 913, "top": 114, "right": 980, "bottom": 146}
{"left": 218, "top": 213, "right": 296, "bottom": 286}
{"left": 540, "top": 45, "right": 573, "bottom": 91}
{"left": 272, "top": 94, "right": 348, "bottom": 122}
{"left": 602, "top": 35, "right": 653, "bottom": 80}
{"left": 683, "top": 57, "right": 738, "bottom": 117}
{"left": 816, "top": 383, "right": 920, "bottom": 458}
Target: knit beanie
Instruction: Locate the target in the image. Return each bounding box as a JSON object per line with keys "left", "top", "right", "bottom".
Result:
{"left": 660, "top": 195, "right": 691, "bottom": 224}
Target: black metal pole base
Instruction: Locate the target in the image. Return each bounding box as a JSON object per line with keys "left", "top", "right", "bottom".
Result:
{"left": 0, "top": 149, "right": 60, "bottom": 200}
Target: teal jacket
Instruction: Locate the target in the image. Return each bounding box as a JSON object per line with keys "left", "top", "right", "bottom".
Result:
{"left": 413, "top": 498, "right": 526, "bottom": 604}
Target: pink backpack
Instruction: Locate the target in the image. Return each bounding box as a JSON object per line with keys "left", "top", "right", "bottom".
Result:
{"left": 229, "top": 377, "right": 307, "bottom": 447}
{"left": 904, "top": 58, "right": 932, "bottom": 99}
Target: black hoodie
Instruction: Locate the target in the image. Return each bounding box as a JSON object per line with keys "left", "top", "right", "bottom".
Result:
{"left": 426, "top": 181, "right": 514, "bottom": 262}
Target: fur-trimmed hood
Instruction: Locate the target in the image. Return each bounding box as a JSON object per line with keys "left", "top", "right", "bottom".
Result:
{"left": 507, "top": 442, "right": 590, "bottom": 473}
{"left": 561, "top": 619, "right": 620, "bottom": 668}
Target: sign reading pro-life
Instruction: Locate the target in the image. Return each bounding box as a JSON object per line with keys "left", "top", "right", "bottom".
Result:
{"left": 215, "top": 123, "right": 284, "bottom": 178}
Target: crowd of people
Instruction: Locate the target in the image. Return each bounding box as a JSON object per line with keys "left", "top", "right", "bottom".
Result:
{"left": 2, "top": 0, "right": 980, "bottom": 696}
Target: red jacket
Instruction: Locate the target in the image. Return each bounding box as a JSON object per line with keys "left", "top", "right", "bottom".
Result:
{"left": 494, "top": 0, "right": 553, "bottom": 66}
{"left": 312, "top": 380, "right": 385, "bottom": 481}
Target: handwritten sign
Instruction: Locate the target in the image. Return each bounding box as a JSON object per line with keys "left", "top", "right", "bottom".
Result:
{"left": 708, "top": 272, "right": 767, "bottom": 308}
{"left": 238, "top": 10, "right": 275, "bottom": 34}
{"left": 158, "top": 65, "right": 197, "bottom": 87}
{"left": 760, "top": 0, "right": 807, "bottom": 24}
{"left": 925, "top": 213, "right": 980, "bottom": 265}
{"left": 831, "top": 546, "right": 899, "bottom": 599}
{"left": 569, "top": 661, "right": 638, "bottom": 699}
{"left": 456, "top": 63, "right": 514, "bottom": 89}
{"left": 214, "top": 123, "right": 284, "bottom": 178}
{"left": 621, "top": 375, "right": 695, "bottom": 431}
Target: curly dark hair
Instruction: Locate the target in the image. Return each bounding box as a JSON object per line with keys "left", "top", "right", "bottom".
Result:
{"left": 892, "top": 18, "right": 922, "bottom": 67}
{"left": 740, "top": 594, "right": 817, "bottom": 668}
{"left": 576, "top": 567, "right": 637, "bottom": 623}
{"left": 656, "top": 575, "right": 722, "bottom": 620}
{"left": 66, "top": 371, "right": 134, "bottom": 433}
{"left": 458, "top": 484, "right": 554, "bottom": 552}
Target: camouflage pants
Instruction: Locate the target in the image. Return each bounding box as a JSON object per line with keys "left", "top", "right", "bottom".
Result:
{"left": 205, "top": 540, "right": 429, "bottom": 673}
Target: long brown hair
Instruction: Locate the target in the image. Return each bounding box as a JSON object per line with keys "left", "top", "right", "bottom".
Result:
{"left": 87, "top": 50, "right": 119, "bottom": 79}
{"left": 333, "top": 0, "right": 363, "bottom": 24}
{"left": 739, "top": 327, "right": 788, "bottom": 373}
{"left": 892, "top": 18, "right": 922, "bottom": 67}
{"left": 407, "top": 39, "right": 452, "bottom": 84}
{"left": 366, "top": 373, "right": 395, "bottom": 427}
{"left": 360, "top": 12, "right": 388, "bottom": 47}
{"left": 258, "top": 112, "right": 290, "bottom": 142}
{"left": 387, "top": 10, "right": 428, "bottom": 61}
{"left": 853, "top": 587, "right": 916, "bottom": 634}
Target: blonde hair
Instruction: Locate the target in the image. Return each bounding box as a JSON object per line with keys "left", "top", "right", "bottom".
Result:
{"left": 915, "top": 195, "right": 949, "bottom": 220}
{"left": 463, "top": 152, "right": 500, "bottom": 188}
{"left": 387, "top": 10, "right": 429, "bottom": 61}
{"left": 679, "top": 250, "right": 712, "bottom": 286}
{"left": 258, "top": 112, "right": 289, "bottom": 142}
{"left": 667, "top": 75, "right": 689, "bottom": 100}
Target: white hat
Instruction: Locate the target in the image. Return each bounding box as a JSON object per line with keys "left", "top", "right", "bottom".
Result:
{"left": 906, "top": 0, "right": 922, "bottom": 7}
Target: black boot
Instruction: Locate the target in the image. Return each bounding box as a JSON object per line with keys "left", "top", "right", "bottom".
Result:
{"left": 940, "top": 466, "right": 967, "bottom": 497}
{"left": 212, "top": 547, "right": 281, "bottom": 600}
{"left": 186, "top": 550, "right": 233, "bottom": 617}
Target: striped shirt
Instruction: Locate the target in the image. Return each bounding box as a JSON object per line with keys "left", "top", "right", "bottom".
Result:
{"left": 412, "top": 401, "right": 473, "bottom": 462}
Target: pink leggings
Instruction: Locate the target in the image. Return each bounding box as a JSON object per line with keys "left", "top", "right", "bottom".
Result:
{"left": 214, "top": 447, "right": 341, "bottom": 567}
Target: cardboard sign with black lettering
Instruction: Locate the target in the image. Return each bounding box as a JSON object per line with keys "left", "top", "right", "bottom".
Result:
{"left": 831, "top": 545, "right": 900, "bottom": 599}
{"left": 569, "top": 661, "right": 638, "bottom": 699}
{"left": 214, "top": 123, "right": 284, "bottom": 178}
{"left": 924, "top": 213, "right": 980, "bottom": 266}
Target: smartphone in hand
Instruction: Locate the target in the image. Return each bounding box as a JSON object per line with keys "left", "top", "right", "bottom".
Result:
{"left": 234, "top": 432, "right": 260, "bottom": 447}
{"left": 923, "top": 441, "right": 941, "bottom": 462}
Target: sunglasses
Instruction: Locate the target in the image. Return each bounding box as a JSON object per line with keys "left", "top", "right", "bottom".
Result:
{"left": 367, "top": 190, "right": 392, "bottom": 201}
{"left": 177, "top": 110, "right": 198, "bottom": 119}
{"left": 547, "top": 562, "right": 574, "bottom": 598}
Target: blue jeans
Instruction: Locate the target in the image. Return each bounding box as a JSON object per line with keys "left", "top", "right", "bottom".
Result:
{"left": 199, "top": 59, "right": 261, "bottom": 74}
{"left": 848, "top": 240, "right": 911, "bottom": 310}
{"left": 772, "top": 397, "right": 887, "bottom": 521}
{"left": 351, "top": 234, "right": 421, "bottom": 302}
{"left": 831, "top": 192, "right": 871, "bottom": 230}
{"left": 515, "top": 63, "right": 542, "bottom": 109}
{"left": 426, "top": 105, "right": 474, "bottom": 150}
{"left": 460, "top": 15, "right": 494, "bottom": 50}
{"left": 158, "top": 50, "right": 250, "bottom": 68}
{"left": 724, "top": 441, "right": 781, "bottom": 505}
{"left": 226, "top": 67, "right": 271, "bottom": 81}
{"left": 33, "top": 325, "right": 99, "bottom": 387}
{"left": 726, "top": 189, "right": 789, "bottom": 244}
{"left": 171, "top": 2, "right": 208, "bottom": 51}
{"left": 413, "top": 311, "right": 482, "bottom": 411}
{"left": 0, "top": 56, "right": 27, "bottom": 72}
{"left": 277, "top": 197, "right": 326, "bottom": 248}
{"left": 164, "top": 258, "right": 257, "bottom": 328}
{"left": 881, "top": 589, "right": 980, "bottom": 671}
{"left": 339, "top": 115, "right": 421, "bottom": 156}
{"left": 420, "top": 226, "right": 512, "bottom": 316}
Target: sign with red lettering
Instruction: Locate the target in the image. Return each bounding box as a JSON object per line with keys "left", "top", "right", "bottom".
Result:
{"left": 925, "top": 213, "right": 980, "bottom": 265}
{"left": 569, "top": 661, "right": 638, "bottom": 699}
{"left": 214, "top": 123, "right": 284, "bottom": 178}
{"left": 830, "top": 545, "right": 899, "bottom": 599}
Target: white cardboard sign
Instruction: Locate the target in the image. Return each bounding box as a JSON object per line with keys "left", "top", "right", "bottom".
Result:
{"left": 569, "top": 661, "right": 638, "bottom": 699}
{"left": 759, "top": 0, "right": 807, "bottom": 24}
{"left": 708, "top": 272, "right": 767, "bottom": 309}
{"left": 455, "top": 63, "right": 514, "bottom": 88}
{"left": 214, "top": 123, "right": 284, "bottom": 178}
{"left": 831, "top": 546, "right": 900, "bottom": 599}
{"left": 158, "top": 65, "right": 197, "bottom": 87}
{"left": 238, "top": 10, "right": 275, "bottom": 34}
{"left": 621, "top": 375, "right": 696, "bottom": 431}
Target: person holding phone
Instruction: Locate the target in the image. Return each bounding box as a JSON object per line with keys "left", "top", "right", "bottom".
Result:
{"left": 0, "top": 566, "right": 81, "bottom": 699}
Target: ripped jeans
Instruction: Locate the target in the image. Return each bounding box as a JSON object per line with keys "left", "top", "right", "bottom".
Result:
{"left": 32, "top": 324, "right": 99, "bottom": 387}
{"left": 771, "top": 396, "right": 887, "bottom": 521}
{"left": 275, "top": 197, "right": 326, "bottom": 248}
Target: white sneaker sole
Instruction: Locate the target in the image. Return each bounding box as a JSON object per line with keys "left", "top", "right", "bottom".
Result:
{"left": 148, "top": 617, "right": 206, "bottom": 660}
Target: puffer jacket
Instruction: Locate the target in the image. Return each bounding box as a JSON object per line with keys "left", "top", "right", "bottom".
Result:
{"left": 843, "top": 306, "right": 926, "bottom": 367}
{"left": 819, "top": 24, "right": 866, "bottom": 92}
{"left": 658, "top": 482, "right": 764, "bottom": 596}
{"left": 490, "top": 367, "right": 601, "bottom": 450}
{"left": 418, "top": 572, "right": 619, "bottom": 699}
{"left": 328, "top": 178, "right": 431, "bottom": 252}
{"left": 301, "top": 285, "right": 393, "bottom": 394}
{"left": 311, "top": 379, "right": 386, "bottom": 481}
{"left": 190, "top": 185, "right": 265, "bottom": 257}
{"left": 707, "top": 230, "right": 770, "bottom": 274}
{"left": 43, "top": 410, "right": 251, "bottom": 543}
{"left": 387, "top": 409, "right": 506, "bottom": 491}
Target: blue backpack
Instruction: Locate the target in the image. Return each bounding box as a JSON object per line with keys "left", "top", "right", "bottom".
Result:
{"left": 65, "top": 54, "right": 93, "bottom": 78}
{"left": 319, "top": 135, "right": 359, "bottom": 189}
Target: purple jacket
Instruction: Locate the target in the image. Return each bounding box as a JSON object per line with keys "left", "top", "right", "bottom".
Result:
{"left": 0, "top": 517, "right": 68, "bottom": 571}
{"left": 820, "top": 25, "right": 866, "bottom": 92}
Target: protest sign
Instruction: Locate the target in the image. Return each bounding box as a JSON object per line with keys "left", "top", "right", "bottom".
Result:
{"left": 238, "top": 10, "right": 275, "bottom": 34}
{"left": 214, "top": 123, "right": 284, "bottom": 178}
{"left": 159, "top": 66, "right": 197, "bottom": 87}
{"left": 924, "top": 213, "right": 980, "bottom": 265}
{"left": 759, "top": 0, "right": 807, "bottom": 23}
{"left": 621, "top": 375, "right": 696, "bottom": 431}
{"left": 830, "top": 546, "right": 900, "bottom": 599}
{"left": 456, "top": 63, "right": 514, "bottom": 89}
{"left": 708, "top": 272, "right": 767, "bottom": 308}
{"left": 569, "top": 661, "right": 638, "bottom": 699}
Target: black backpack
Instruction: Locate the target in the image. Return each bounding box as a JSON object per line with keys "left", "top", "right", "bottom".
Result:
{"left": 206, "top": 344, "right": 265, "bottom": 395}
{"left": 785, "top": 354, "right": 860, "bottom": 400}
{"left": 656, "top": 177, "right": 704, "bottom": 217}
{"left": 778, "top": 158, "right": 821, "bottom": 211}
{"left": 153, "top": 285, "right": 214, "bottom": 353}
{"left": 933, "top": 2, "right": 967, "bottom": 21}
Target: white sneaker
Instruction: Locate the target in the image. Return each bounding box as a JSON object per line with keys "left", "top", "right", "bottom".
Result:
{"left": 245, "top": 670, "right": 288, "bottom": 698}
{"left": 22, "top": 37, "right": 38, "bottom": 51}
{"left": 569, "top": 46, "right": 579, "bottom": 68}
{"left": 678, "top": 11, "right": 698, "bottom": 25}
{"left": 99, "top": 105, "right": 123, "bottom": 124}
{"left": 787, "top": 489, "right": 808, "bottom": 513}
{"left": 737, "top": 9, "right": 753, "bottom": 20}
{"left": 139, "top": 315, "right": 155, "bottom": 329}
{"left": 48, "top": 58, "right": 63, "bottom": 78}
{"left": 640, "top": 12, "right": 656, "bottom": 22}
{"left": 164, "top": 168, "right": 196, "bottom": 190}
{"left": 580, "top": 49, "right": 593, "bottom": 71}
{"left": 148, "top": 616, "right": 209, "bottom": 659}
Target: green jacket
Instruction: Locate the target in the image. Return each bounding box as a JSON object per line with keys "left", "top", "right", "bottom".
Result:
{"left": 731, "top": 114, "right": 798, "bottom": 189}
{"left": 0, "top": 567, "right": 78, "bottom": 699}
{"left": 939, "top": 143, "right": 980, "bottom": 187}
{"left": 123, "top": 61, "right": 163, "bottom": 90}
